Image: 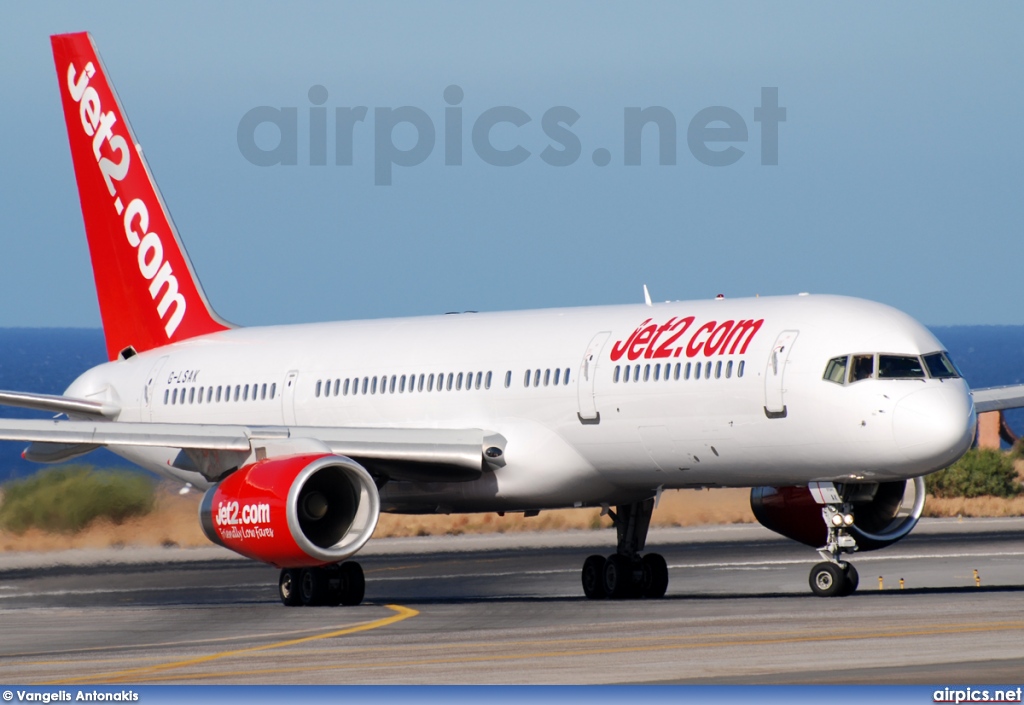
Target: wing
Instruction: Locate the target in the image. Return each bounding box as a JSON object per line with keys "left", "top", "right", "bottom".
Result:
{"left": 972, "top": 384, "right": 1024, "bottom": 413}
{"left": 0, "top": 416, "right": 505, "bottom": 483}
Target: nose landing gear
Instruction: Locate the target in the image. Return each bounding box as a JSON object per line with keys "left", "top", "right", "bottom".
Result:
{"left": 809, "top": 487, "right": 860, "bottom": 597}
{"left": 581, "top": 498, "right": 668, "bottom": 600}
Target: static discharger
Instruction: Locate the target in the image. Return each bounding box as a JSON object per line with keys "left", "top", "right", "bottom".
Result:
{"left": 899, "top": 578, "right": 905, "bottom": 590}
{"left": 878, "top": 576, "right": 884, "bottom": 590}
{"left": 974, "top": 569, "right": 981, "bottom": 587}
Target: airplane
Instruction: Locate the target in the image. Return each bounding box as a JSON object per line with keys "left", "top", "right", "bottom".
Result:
{"left": 0, "top": 31, "right": 1019, "bottom": 607}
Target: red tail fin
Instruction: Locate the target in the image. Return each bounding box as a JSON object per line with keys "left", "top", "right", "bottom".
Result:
{"left": 51, "top": 32, "right": 230, "bottom": 361}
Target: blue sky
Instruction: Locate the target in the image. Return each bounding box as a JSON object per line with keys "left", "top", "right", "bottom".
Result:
{"left": 1, "top": 2, "right": 1022, "bottom": 328}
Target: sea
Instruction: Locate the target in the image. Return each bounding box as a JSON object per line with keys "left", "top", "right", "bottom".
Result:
{"left": 1, "top": 326, "right": 1024, "bottom": 482}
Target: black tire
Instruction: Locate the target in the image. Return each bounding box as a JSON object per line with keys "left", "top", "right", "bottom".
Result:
{"left": 839, "top": 562, "right": 859, "bottom": 596}
{"left": 603, "top": 554, "right": 634, "bottom": 599}
{"left": 338, "top": 561, "right": 365, "bottom": 606}
{"left": 642, "top": 553, "right": 669, "bottom": 599}
{"left": 808, "top": 562, "right": 846, "bottom": 597}
{"left": 581, "top": 555, "right": 607, "bottom": 599}
{"left": 279, "top": 568, "right": 302, "bottom": 606}
{"left": 300, "top": 567, "right": 329, "bottom": 606}
{"left": 322, "top": 564, "right": 344, "bottom": 606}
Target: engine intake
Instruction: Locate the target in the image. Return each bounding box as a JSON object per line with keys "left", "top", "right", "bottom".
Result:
{"left": 200, "top": 453, "right": 380, "bottom": 568}
{"left": 749, "top": 477, "right": 925, "bottom": 551}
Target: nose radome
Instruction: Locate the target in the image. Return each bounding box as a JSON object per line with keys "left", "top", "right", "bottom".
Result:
{"left": 892, "top": 385, "right": 976, "bottom": 470}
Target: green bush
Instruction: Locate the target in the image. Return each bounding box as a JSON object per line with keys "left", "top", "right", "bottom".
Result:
{"left": 0, "top": 466, "right": 155, "bottom": 535}
{"left": 926, "top": 448, "right": 1022, "bottom": 499}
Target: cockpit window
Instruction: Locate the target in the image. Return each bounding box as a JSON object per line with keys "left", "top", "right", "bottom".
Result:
{"left": 923, "top": 351, "right": 961, "bottom": 379}
{"left": 878, "top": 354, "right": 925, "bottom": 379}
{"left": 849, "top": 354, "right": 874, "bottom": 383}
{"left": 823, "top": 356, "right": 847, "bottom": 384}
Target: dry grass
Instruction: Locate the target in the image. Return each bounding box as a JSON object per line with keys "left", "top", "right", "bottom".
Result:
{"left": 0, "top": 489, "right": 208, "bottom": 552}
{"left": 922, "top": 495, "right": 1024, "bottom": 518}
{"left": 1, "top": 482, "right": 1021, "bottom": 554}
{"left": 0, "top": 487, "right": 755, "bottom": 552}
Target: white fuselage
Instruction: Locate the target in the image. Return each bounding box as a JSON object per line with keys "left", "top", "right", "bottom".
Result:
{"left": 63, "top": 294, "right": 976, "bottom": 512}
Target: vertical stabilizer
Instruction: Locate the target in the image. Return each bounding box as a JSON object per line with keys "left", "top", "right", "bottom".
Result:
{"left": 51, "top": 32, "right": 230, "bottom": 360}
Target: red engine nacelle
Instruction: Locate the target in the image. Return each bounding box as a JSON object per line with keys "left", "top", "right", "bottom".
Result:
{"left": 749, "top": 477, "right": 925, "bottom": 551}
{"left": 200, "top": 453, "right": 380, "bottom": 568}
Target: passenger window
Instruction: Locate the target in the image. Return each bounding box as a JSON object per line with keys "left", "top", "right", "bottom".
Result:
{"left": 476, "top": 372, "right": 482, "bottom": 390}
{"left": 418, "top": 374, "right": 425, "bottom": 392}
{"left": 715, "top": 361, "right": 722, "bottom": 379}
{"left": 738, "top": 361, "right": 745, "bottom": 378}
{"left": 164, "top": 389, "right": 169, "bottom": 405}
{"left": 694, "top": 362, "right": 701, "bottom": 379}
{"left": 504, "top": 371, "right": 511, "bottom": 388}
{"left": 216, "top": 386, "right": 222, "bottom": 402}
{"left": 674, "top": 363, "right": 681, "bottom": 380}
{"left": 684, "top": 362, "right": 691, "bottom": 380}
{"left": 544, "top": 369, "right": 550, "bottom": 387}
{"left": 457, "top": 372, "right": 464, "bottom": 390}
{"left": 564, "top": 368, "right": 570, "bottom": 385}
{"left": 331, "top": 380, "right": 338, "bottom": 397}
{"left": 554, "top": 368, "right": 561, "bottom": 385}
{"left": 849, "top": 355, "right": 874, "bottom": 383}
{"left": 524, "top": 370, "right": 531, "bottom": 388}
{"left": 726, "top": 360, "right": 733, "bottom": 378}
{"left": 623, "top": 366, "right": 630, "bottom": 383}
{"left": 534, "top": 369, "right": 541, "bottom": 387}
{"left": 823, "top": 356, "right": 848, "bottom": 385}
{"left": 270, "top": 383, "right": 276, "bottom": 399}
{"left": 705, "top": 363, "right": 712, "bottom": 379}
{"left": 878, "top": 354, "right": 925, "bottom": 379}
{"left": 485, "top": 371, "right": 492, "bottom": 389}
{"left": 234, "top": 385, "right": 241, "bottom": 401}
{"left": 614, "top": 366, "right": 620, "bottom": 383}
{"left": 389, "top": 376, "right": 397, "bottom": 393}
{"left": 923, "top": 352, "right": 961, "bottom": 379}
{"left": 633, "top": 364, "right": 640, "bottom": 382}
{"left": 197, "top": 386, "right": 204, "bottom": 404}
{"left": 263, "top": 383, "right": 269, "bottom": 400}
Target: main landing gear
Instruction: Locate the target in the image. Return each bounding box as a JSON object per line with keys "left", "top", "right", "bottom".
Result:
{"left": 808, "top": 493, "right": 860, "bottom": 597}
{"left": 581, "top": 498, "right": 668, "bottom": 600}
{"left": 278, "top": 561, "right": 365, "bottom": 606}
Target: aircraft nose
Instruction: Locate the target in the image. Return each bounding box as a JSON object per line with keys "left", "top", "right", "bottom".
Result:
{"left": 892, "top": 385, "right": 976, "bottom": 470}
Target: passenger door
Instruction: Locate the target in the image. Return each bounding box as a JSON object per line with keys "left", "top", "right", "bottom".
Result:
{"left": 764, "top": 330, "right": 798, "bottom": 418}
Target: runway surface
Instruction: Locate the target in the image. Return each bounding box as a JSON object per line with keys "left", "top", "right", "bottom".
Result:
{"left": 1, "top": 518, "right": 1023, "bottom": 684}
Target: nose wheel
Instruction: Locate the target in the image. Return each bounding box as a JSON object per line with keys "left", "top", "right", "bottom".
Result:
{"left": 809, "top": 561, "right": 859, "bottom": 597}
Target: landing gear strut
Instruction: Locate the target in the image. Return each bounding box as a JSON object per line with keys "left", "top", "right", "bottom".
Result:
{"left": 278, "top": 561, "right": 365, "bottom": 606}
{"left": 581, "top": 498, "right": 668, "bottom": 600}
{"left": 808, "top": 486, "right": 860, "bottom": 597}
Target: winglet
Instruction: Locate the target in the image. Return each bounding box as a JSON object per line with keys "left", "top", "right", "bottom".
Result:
{"left": 643, "top": 284, "right": 652, "bottom": 307}
{"left": 51, "top": 32, "right": 231, "bottom": 361}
